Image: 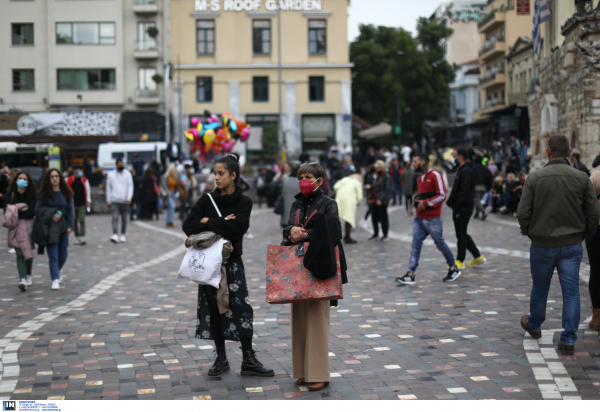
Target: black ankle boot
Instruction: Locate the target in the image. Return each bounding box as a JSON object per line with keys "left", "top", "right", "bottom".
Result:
{"left": 241, "top": 350, "right": 274, "bottom": 377}
{"left": 208, "top": 349, "right": 230, "bottom": 376}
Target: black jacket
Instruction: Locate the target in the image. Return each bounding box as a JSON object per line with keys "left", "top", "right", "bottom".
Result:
{"left": 367, "top": 172, "right": 392, "bottom": 203}
{"left": 303, "top": 213, "right": 346, "bottom": 281}
{"left": 473, "top": 163, "right": 493, "bottom": 191}
{"left": 593, "top": 155, "right": 600, "bottom": 169}
{"left": 32, "top": 206, "right": 67, "bottom": 254}
{"left": 183, "top": 186, "right": 251, "bottom": 258}
{"left": 447, "top": 162, "right": 475, "bottom": 210}
{"left": 282, "top": 188, "right": 348, "bottom": 286}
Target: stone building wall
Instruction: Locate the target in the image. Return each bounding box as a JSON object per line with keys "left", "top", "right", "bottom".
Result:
{"left": 528, "top": 20, "right": 600, "bottom": 172}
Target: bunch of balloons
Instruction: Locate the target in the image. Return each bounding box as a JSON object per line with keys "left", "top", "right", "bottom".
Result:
{"left": 184, "top": 110, "right": 251, "bottom": 162}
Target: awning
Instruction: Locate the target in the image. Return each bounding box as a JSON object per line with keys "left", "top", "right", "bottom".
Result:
{"left": 358, "top": 122, "right": 392, "bottom": 140}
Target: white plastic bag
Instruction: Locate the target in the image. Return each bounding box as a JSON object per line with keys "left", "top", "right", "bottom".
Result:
{"left": 178, "top": 238, "right": 226, "bottom": 288}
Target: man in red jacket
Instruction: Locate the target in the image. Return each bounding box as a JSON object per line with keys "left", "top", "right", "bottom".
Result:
{"left": 396, "top": 152, "right": 460, "bottom": 285}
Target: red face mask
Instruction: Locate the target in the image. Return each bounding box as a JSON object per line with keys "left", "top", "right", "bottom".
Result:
{"left": 299, "top": 178, "right": 320, "bottom": 197}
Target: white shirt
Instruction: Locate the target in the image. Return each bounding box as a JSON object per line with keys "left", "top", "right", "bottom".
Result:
{"left": 106, "top": 169, "right": 134, "bottom": 204}
{"left": 401, "top": 147, "right": 412, "bottom": 163}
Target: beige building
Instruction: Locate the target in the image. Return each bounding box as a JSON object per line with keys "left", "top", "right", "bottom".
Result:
{"left": 169, "top": 0, "right": 352, "bottom": 159}
{"left": 1, "top": 0, "right": 168, "bottom": 116}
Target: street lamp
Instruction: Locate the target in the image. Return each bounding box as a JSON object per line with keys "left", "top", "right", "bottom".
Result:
{"left": 396, "top": 51, "right": 403, "bottom": 148}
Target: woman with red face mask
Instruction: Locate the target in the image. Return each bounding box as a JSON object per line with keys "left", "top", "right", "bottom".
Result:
{"left": 282, "top": 162, "right": 347, "bottom": 391}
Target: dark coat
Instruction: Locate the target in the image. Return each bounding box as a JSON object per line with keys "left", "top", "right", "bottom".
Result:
{"left": 303, "top": 213, "right": 346, "bottom": 281}
{"left": 367, "top": 172, "right": 392, "bottom": 203}
{"left": 447, "top": 162, "right": 476, "bottom": 210}
{"left": 183, "top": 187, "right": 251, "bottom": 258}
{"left": 141, "top": 176, "right": 158, "bottom": 204}
{"left": 32, "top": 206, "right": 67, "bottom": 254}
{"left": 473, "top": 162, "right": 493, "bottom": 191}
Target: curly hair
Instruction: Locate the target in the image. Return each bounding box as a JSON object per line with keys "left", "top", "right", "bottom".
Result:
{"left": 40, "top": 168, "right": 73, "bottom": 202}
{"left": 8, "top": 171, "right": 38, "bottom": 201}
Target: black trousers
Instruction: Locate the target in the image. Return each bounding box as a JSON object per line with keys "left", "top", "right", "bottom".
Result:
{"left": 405, "top": 195, "right": 413, "bottom": 213}
{"left": 371, "top": 203, "right": 389, "bottom": 237}
{"left": 452, "top": 206, "right": 480, "bottom": 262}
{"left": 585, "top": 226, "right": 600, "bottom": 308}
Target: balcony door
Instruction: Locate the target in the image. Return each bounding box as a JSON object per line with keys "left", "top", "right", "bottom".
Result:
{"left": 137, "top": 22, "right": 156, "bottom": 50}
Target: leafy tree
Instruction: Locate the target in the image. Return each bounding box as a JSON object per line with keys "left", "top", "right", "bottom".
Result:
{"left": 350, "top": 19, "right": 456, "bottom": 145}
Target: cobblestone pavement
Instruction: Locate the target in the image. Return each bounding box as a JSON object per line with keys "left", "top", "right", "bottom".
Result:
{"left": 0, "top": 203, "right": 598, "bottom": 401}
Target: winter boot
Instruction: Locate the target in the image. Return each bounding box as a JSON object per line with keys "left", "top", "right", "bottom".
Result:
{"left": 208, "top": 349, "right": 230, "bottom": 376}
{"left": 590, "top": 307, "right": 600, "bottom": 331}
{"left": 241, "top": 350, "right": 274, "bottom": 377}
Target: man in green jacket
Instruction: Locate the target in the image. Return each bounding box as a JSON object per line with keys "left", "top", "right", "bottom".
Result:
{"left": 517, "top": 135, "right": 600, "bottom": 355}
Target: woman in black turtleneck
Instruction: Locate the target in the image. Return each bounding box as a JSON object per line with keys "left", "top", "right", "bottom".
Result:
{"left": 182, "top": 153, "right": 273, "bottom": 378}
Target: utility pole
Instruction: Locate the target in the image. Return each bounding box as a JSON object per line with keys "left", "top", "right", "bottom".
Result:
{"left": 277, "top": 5, "right": 284, "bottom": 161}
{"left": 395, "top": 51, "right": 403, "bottom": 148}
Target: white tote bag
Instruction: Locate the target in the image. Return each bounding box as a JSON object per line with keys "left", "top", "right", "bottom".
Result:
{"left": 177, "top": 194, "right": 226, "bottom": 288}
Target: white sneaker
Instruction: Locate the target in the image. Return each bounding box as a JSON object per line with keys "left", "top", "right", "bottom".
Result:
{"left": 110, "top": 234, "right": 119, "bottom": 243}
{"left": 8, "top": 248, "right": 15, "bottom": 254}
{"left": 80, "top": 237, "right": 86, "bottom": 245}
{"left": 51, "top": 280, "right": 60, "bottom": 290}
{"left": 25, "top": 276, "right": 33, "bottom": 286}
{"left": 73, "top": 237, "right": 81, "bottom": 245}
{"left": 18, "top": 280, "right": 27, "bottom": 291}
{"left": 245, "top": 232, "right": 255, "bottom": 239}
{"left": 360, "top": 219, "right": 369, "bottom": 230}
{"left": 119, "top": 234, "right": 126, "bottom": 243}
{"left": 58, "top": 270, "right": 64, "bottom": 283}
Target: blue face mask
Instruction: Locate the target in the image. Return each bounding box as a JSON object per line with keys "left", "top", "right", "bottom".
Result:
{"left": 16, "top": 179, "right": 28, "bottom": 188}
{"left": 77, "top": 171, "right": 83, "bottom": 177}
{"left": 348, "top": 164, "right": 355, "bottom": 172}
{"left": 451, "top": 158, "right": 456, "bottom": 166}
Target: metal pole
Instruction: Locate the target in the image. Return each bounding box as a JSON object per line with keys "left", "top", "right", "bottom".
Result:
{"left": 164, "top": 63, "right": 170, "bottom": 143}
{"left": 277, "top": 5, "right": 283, "bottom": 159}
{"left": 396, "top": 51, "right": 403, "bottom": 148}
{"left": 177, "top": 55, "right": 184, "bottom": 156}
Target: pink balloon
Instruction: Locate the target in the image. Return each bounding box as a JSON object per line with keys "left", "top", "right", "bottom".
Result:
{"left": 191, "top": 117, "right": 199, "bottom": 127}
{"left": 239, "top": 127, "right": 250, "bottom": 142}
{"left": 207, "top": 116, "right": 219, "bottom": 123}
{"left": 191, "top": 128, "right": 199, "bottom": 139}
{"left": 223, "top": 139, "right": 236, "bottom": 153}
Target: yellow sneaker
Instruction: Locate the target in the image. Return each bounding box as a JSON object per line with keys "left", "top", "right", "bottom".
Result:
{"left": 468, "top": 256, "right": 487, "bottom": 268}
{"left": 455, "top": 260, "right": 466, "bottom": 270}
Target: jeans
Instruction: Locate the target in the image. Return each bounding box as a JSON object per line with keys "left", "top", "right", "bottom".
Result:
{"left": 529, "top": 243, "right": 583, "bottom": 345}
{"left": 129, "top": 201, "right": 142, "bottom": 219}
{"left": 74, "top": 205, "right": 86, "bottom": 237}
{"left": 111, "top": 203, "right": 128, "bottom": 235}
{"left": 371, "top": 203, "right": 389, "bottom": 237}
{"left": 166, "top": 191, "right": 176, "bottom": 224}
{"left": 391, "top": 182, "right": 403, "bottom": 205}
{"left": 409, "top": 217, "right": 455, "bottom": 274}
{"left": 15, "top": 248, "right": 32, "bottom": 280}
{"left": 452, "top": 206, "right": 481, "bottom": 262}
{"left": 585, "top": 226, "right": 600, "bottom": 308}
{"left": 47, "top": 233, "right": 69, "bottom": 281}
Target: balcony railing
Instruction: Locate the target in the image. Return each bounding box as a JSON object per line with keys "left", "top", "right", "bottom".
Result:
{"left": 485, "top": 98, "right": 505, "bottom": 109}
{"left": 479, "top": 36, "right": 505, "bottom": 55}
{"left": 480, "top": 67, "right": 506, "bottom": 84}
{"left": 136, "top": 88, "right": 159, "bottom": 98}
{"left": 134, "top": 41, "right": 158, "bottom": 51}
{"left": 134, "top": 0, "right": 156, "bottom": 4}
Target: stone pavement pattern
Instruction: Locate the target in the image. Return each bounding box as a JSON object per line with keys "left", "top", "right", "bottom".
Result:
{"left": 0, "top": 204, "right": 598, "bottom": 400}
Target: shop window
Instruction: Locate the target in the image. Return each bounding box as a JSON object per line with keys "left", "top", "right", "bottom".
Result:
{"left": 56, "top": 22, "right": 115, "bottom": 44}
{"left": 12, "top": 23, "right": 34, "bottom": 45}
{"left": 253, "top": 77, "right": 269, "bottom": 102}
{"left": 253, "top": 20, "right": 271, "bottom": 55}
{"left": 197, "top": 20, "right": 215, "bottom": 55}
{"left": 309, "top": 76, "right": 325, "bottom": 102}
{"left": 308, "top": 20, "right": 326, "bottom": 54}
{"left": 197, "top": 77, "right": 213, "bottom": 102}
{"left": 12, "top": 69, "right": 34, "bottom": 91}
{"left": 57, "top": 69, "right": 116, "bottom": 90}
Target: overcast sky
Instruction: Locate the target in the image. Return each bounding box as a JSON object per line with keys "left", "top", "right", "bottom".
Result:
{"left": 348, "top": 0, "right": 445, "bottom": 42}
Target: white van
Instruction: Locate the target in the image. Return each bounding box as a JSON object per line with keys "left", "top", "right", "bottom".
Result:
{"left": 97, "top": 142, "right": 168, "bottom": 171}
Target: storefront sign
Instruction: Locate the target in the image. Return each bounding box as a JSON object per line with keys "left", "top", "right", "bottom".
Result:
{"left": 16, "top": 116, "right": 37, "bottom": 136}
{"left": 195, "top": 0, "right": 322, "bottom": 12}
{"left": 48, "top": 146, "right": 61, "bottom": 171}
{"left": 7, "top": 113, "right": 117, "bottom": 137}
{"left": 516, "top": 0, "right": 530, "bottom": 15}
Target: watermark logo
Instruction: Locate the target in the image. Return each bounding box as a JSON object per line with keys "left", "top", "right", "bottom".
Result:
{"left": 3, "top": 401, "right": 16, "bottom": 411}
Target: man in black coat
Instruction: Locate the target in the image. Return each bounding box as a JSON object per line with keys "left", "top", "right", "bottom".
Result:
{"left": 446, "top": 147, "right": 486, "bottom": 269}
{"left": 473, "top": 156, "right": 493, "bottom": 220}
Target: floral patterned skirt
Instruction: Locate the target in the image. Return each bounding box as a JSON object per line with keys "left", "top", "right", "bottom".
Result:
{"left": 196, "top": 255, "right": 253, "bottom": 342}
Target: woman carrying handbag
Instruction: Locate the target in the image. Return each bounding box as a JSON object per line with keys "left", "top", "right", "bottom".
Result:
{"left": 283, "top": 162, "right": 348, "bottom": 391}
{"left": 182, "top": 154, "right": 273, "bottom": 377}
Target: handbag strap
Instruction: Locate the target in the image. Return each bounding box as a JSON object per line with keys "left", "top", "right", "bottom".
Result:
{"left": 295, "top": 209, "right": 318, "bottom": 228}
{"left": 207, "top": 193, "right": 222, "bottom": 218}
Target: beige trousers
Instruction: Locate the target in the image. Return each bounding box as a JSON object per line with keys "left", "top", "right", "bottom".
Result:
{"left": 291, "top": 300, "right": 331, "bottom": 383}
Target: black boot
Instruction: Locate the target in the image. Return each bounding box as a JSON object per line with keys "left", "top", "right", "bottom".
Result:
{"left": 208, "top": 349, "right": 230, "bottom": 376}
{"left": 241, "top": 350, "right": 274, "bottom": 377}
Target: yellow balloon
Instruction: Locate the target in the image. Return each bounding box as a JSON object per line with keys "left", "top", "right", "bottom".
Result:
{"left": 203, "top": 129, "right": 216, "bottom": 146}
{"left": 184, "top": 131, "right": 194, "bottom": 141}
{"left": 196, "top": 123, "right": 203, "bottom": 133}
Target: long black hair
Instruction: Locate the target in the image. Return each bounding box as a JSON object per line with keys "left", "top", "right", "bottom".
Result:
{"left": 215, "top": 153, "right": 241, "bottom": 186}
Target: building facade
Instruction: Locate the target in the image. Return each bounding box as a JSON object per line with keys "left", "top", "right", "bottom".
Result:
{"left": 169, "top": 0, "right": 352, "bottom": 159}
{"left": 1, "top": 0, "right": 169, "bottom": 155}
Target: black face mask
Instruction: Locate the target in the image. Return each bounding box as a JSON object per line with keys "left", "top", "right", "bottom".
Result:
{"left": 117, "top": 166, "right": 124, "bottom": 172}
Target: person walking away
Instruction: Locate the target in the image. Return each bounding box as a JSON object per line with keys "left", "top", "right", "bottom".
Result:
{"left": 130, "top": 168, "right": 143, "bottom": 221}
{"left": 446, "top": 148, "right": 487, "bottom": 270}
{"left": 3, "top": 171, "right": 37, "bottom": 291}
{"left": 132, "top": 152, "right": 145, "bottom": 178}
{"left": 140, "top": 169, "right": 159, "bottom": 221}
{"left": 396, "top": 153, "right": 460, "bottom": 285}
{"left": 106, "top": 158, "right": 133, "bottom": 243}
{"left": 67, "top": 165, "right": 91, "bottom": 245}
{"left": 352, "top": 146, "right": 364, "bottom": 169}
{"left": 518, "top": 135, "right": 600, "bottom": 354}
{"left": 571, "top": 152, "right": 591, "bottom": 176}
{"left": 280, "top": 161, "right": 301, "bottom": 228}
{"left": 401, "top": 162, "right": 415, "bottom": 216}
{"left": 36, "top": 169, "right": 74, "bottom": 291}
{"left": 164, "top": 165, "right": 179, "bottom": 227}
{"left": 334, "top": 168, "right": 363, "bottom": 244}
{"left": 390, "top": 159, "right": 403, "bottom": 206}
{"left": 182, "top": 153, "right": 274, "bottom": 378}
{"left": 367, "top": 161, "right": 391, "bottom": 241}
{"left": 283, "top": 162, "right": 348, "bottom": 391}
{"left": 586, "top": 171, "right": 600, "bottom": 330}
{"left": 254, "top": 168, "right": 269, "bottom": 208}
{"left": 472, "top": 155, "right": 493, "bottom": 220}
